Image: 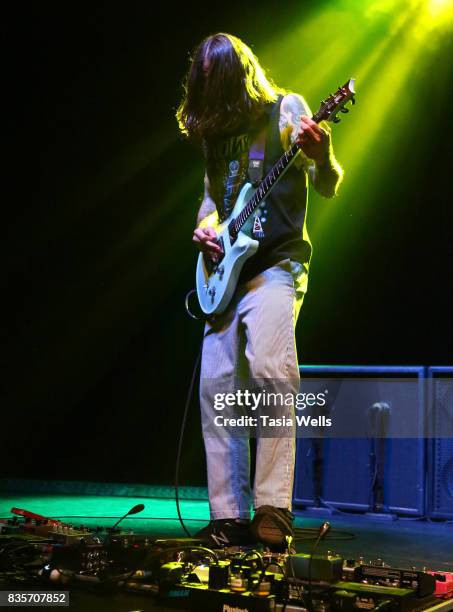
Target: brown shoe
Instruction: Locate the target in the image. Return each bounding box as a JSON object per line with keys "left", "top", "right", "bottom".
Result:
{"left": 250, "top": 505, "right": 294, "bottom": 550}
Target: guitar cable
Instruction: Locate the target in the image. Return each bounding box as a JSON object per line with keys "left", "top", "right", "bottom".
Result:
{"left": 174, "top": 336, "right": 203, "bottom": 538}
{"left": 185, "top": 289, "right": 208, "bottom": 321}
{"left": 174, "top": 290, "right": 209, "bottom": 537}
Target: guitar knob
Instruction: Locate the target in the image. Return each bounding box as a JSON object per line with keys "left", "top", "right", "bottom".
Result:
{"left": 217, "top": 265, "right": 224, "bottom": 275}
{"left": 208, "top": 287, "right": 216, "bottom": 296}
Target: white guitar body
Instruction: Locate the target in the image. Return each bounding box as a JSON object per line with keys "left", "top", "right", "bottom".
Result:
{"left": 196, "top": 181, "right": 260, "bottom": 316}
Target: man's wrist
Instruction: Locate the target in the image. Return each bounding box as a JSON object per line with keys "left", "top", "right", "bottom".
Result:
{"left": 313, "top": 149, "right": 333, "bottom": 168}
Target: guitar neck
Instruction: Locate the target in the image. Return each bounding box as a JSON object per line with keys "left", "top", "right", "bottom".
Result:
{"left": 232, "top": 111, "right": 323, "bottom": 236}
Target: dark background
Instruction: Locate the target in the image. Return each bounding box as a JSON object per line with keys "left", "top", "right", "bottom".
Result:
{"left": 3, "top": 2, "right": 452, "bottom": 487}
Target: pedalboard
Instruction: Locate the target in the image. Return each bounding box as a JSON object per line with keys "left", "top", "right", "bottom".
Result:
{"left": 1, "top": 506, "right": 451, "bottom": 612}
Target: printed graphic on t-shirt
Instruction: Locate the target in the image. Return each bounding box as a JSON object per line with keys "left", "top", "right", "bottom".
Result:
{"left": 208, "top": 133, "right": 250, "bottom": 221}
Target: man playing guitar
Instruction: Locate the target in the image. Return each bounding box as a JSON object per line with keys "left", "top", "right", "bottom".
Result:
{"left": 176, "top": 32, "right": 343, "bottom": 550}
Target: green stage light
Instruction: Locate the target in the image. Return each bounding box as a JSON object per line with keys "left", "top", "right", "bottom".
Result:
{"left": 256, "top": 0, "right": 452, "bottom": 243}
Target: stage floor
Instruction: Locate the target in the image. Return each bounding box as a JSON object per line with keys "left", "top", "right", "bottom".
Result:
{"left": 1, "top": 490, "right": 452, "bottom": 571}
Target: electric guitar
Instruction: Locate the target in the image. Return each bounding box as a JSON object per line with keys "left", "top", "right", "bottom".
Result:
{"left": 196, "top": 78, "right": 356, "bottom": 316}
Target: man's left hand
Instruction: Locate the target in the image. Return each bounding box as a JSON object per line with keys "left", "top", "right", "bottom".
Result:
{"left": 296, "top": 115, "right": 331, "bottom": 165}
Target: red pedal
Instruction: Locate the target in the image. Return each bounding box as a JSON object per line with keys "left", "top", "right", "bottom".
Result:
{"left": 427, "top": 571, "right": 453, "bottom": 598}
{"left": 10, "top": 507, "right": 65, "bottom": 527}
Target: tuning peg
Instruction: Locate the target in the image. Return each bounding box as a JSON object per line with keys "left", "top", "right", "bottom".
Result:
{"left": 351, "top": 96, "right": 356, "bottom": 105}
{"left": 340, "top": 108, "right": 349, "bottom": 113}
{"left": 320, "top": 100, "right": 325, "bottom": 105}
{"left": 333, "top": 117, "right": 341, "bottom": 123}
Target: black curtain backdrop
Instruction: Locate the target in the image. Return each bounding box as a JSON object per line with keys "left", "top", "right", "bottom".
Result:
{"left": 3, "top": 2, "right": 452, "bottom": 486}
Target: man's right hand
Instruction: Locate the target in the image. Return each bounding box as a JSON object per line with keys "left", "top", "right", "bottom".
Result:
{"left": 193, "top": 227, "right": 223, "bottom": 260}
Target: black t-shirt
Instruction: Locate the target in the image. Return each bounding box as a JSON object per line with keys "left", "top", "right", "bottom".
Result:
{"left": 204, "top": 96, "right": 312, "bottom": 282}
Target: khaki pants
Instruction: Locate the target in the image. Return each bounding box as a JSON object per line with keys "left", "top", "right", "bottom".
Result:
{"left": 199, "top": 259, "right": 308, "bottom": 519}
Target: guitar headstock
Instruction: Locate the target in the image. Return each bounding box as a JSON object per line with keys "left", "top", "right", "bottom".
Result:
{"left": 313, "top": 78, "right": 356, "bottom": 124}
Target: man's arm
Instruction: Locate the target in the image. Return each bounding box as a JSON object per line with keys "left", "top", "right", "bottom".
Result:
{"left": 279, "top": 93, "right": 312, "bottom": 152}
{"left": 279, "top": 93, "right": 343, "bottom": 198}
{"left": 197, "top": 173, "right": 218, "bottom": 227}
{"left": 193, "top": 173, "right": 222, "bottom": 258}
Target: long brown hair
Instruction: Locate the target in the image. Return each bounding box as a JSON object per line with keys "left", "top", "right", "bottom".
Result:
{"left": 176, "top": 33, "right": 284, "bottom": 141}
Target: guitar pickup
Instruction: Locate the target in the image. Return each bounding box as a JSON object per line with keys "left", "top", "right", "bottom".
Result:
{"left": 216, "top": 237, "right": 225, "bottom": 257}
{"left": 228, "top": 221, "right": 237, "bottom": 245}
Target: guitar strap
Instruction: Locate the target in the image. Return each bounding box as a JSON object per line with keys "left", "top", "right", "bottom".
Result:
{"left": 248, "top": 127, "right": 267, "bottom": 187}
{"left": 248, "top": 94, "right": 283, "bottom": 186}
